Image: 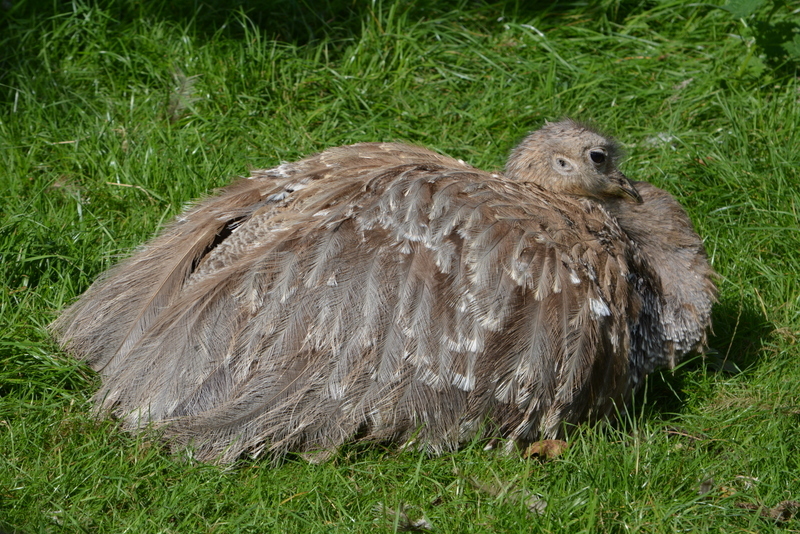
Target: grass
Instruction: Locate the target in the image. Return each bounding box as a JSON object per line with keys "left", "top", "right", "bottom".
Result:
{"left": 1, "top": 0, "right": 799, "bottom": 531}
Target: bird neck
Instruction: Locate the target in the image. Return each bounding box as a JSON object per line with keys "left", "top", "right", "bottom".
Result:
{"left": 602, "top": 181, "right": 716, "bottom": 374}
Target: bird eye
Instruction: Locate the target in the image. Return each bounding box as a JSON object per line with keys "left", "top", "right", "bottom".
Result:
{"left": 556, "top": 158, "right": 567, "bottom": 167}
{"left": 589, "top": 150, "right": 606, "bottom": 164}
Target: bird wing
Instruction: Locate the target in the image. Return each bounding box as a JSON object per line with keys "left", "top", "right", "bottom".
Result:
{"left": 55, "top": 143, "right": 637, "bottom": 462}
{"left": 51, "top": 177, "right": 265, "bottom": 373}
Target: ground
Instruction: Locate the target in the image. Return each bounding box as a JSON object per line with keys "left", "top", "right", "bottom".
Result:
{"left": 1, "top": 0, "right": 798, "bottom": 532}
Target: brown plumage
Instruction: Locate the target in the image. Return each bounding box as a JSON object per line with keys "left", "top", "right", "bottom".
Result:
{"left": 52, "top": 119, "right": 716, "bottom": 463}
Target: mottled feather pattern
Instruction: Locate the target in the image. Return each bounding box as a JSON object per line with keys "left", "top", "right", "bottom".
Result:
{"left": 53, "top": 123, "right": 716, "bottom": 463}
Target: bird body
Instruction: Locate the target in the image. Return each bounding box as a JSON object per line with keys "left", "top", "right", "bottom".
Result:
{"left": 53, "top": 121, "right": 716, "bottom": 463}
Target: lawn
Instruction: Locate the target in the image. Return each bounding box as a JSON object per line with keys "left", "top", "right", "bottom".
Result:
{"left": 1, "top": 0, "right": 799, "bottom": 531}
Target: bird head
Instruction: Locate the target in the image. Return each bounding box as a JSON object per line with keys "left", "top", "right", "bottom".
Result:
{"left": 504, "top": 119, "right": 642, "bottom": 203}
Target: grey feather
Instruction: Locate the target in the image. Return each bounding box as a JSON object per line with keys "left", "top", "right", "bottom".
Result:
{"left": 52, "top": 120, "right": 716, "bottom": 463}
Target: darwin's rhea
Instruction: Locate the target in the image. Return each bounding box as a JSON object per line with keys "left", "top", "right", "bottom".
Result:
{"left": 54, "top": 120, "right": 716, "bottom": 463}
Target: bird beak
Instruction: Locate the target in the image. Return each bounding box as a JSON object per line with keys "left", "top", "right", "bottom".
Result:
{"left": 610, "top": 172, "right": 642, "bottom": 203}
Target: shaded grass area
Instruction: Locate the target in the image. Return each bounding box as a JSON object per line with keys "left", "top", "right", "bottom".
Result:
{"left": 1, "top": 0, "right": 799, "bottom": 531}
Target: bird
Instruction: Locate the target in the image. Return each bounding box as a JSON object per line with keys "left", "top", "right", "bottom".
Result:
{"left": 52, "top": 119, "right": 716, "bottom": 463}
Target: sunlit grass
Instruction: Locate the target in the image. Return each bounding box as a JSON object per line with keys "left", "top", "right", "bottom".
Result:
{"left": 1, "top": 0, "right": 798, "bottom": 531}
